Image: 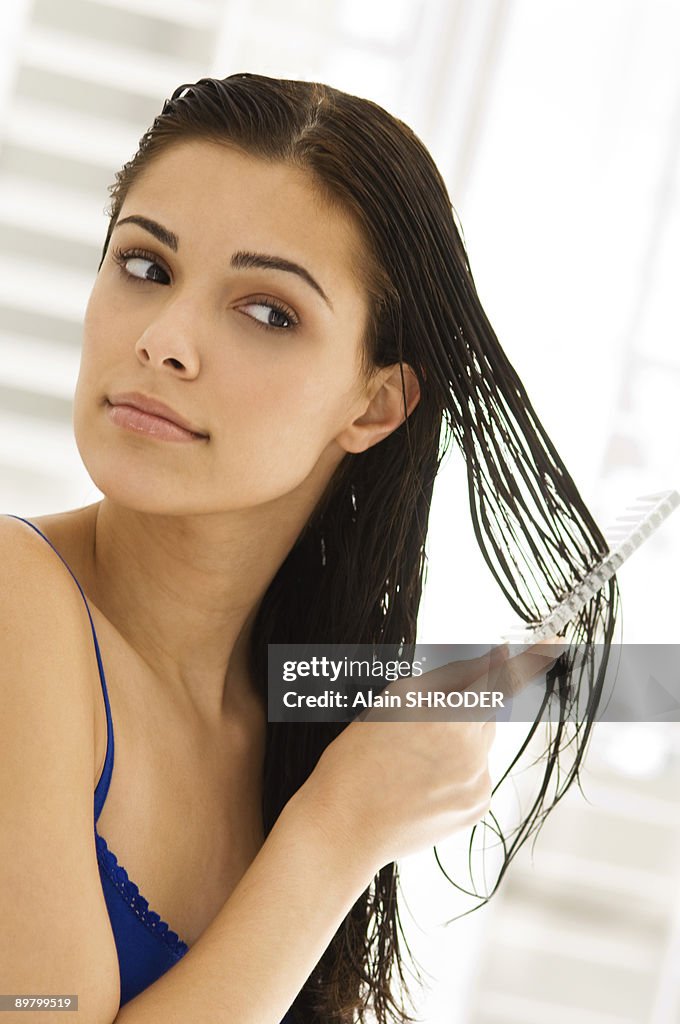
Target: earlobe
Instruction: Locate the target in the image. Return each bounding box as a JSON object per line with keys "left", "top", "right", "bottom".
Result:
{"left": 336, "top": 362, "right": 421, "bottom": 455}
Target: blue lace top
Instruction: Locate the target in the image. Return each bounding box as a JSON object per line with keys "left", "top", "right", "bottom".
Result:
{"left": 6, "top": 515, "right": 294, "bottom": 1020}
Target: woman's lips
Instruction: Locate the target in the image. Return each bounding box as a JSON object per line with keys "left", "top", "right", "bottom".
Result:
{"left": 105, "top": 401, "right": 208, "bottom": 442}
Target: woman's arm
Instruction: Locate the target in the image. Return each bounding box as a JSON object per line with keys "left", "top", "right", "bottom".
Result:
{"left": 0, "top": 516, "right": 375, "bottom": 1024}
{"left": 0, "top": 521, "right": 121, "bottom": 1024}
{"left": 113, "top": 789, "right": 376, "bottom": 1024}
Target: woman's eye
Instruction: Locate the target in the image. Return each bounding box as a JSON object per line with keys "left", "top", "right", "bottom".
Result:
{"left": 126, "top": 257, "right": 168, "bottom": 283}
{"left": 239, "top": 300, "right": 299, "bottom": 332}
{"left": 112, "top": 248, "right": 170, "bottom": 284}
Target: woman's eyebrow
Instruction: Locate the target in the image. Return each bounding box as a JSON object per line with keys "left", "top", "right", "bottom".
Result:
{"left": 113, "top": 214, "right": 334, "bottom": 311}
{"left": 115, "top": 214, "right": 179, "bottom": 252}
{"left": 231, "top": 250, "right": 333, "bottom": 311}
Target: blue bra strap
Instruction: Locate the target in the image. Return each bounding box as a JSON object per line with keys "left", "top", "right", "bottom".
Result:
{"left": 3, "top": 514, "right": 114, "bottom": 822}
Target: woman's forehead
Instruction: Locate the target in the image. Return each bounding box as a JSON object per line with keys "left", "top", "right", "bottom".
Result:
{"left": 129, "top": 141, "right": 329, "bottom": 217}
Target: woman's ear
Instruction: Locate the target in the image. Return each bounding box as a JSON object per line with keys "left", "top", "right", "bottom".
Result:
{"left": 335, "top": 363, "right": 421, "bottom": 455}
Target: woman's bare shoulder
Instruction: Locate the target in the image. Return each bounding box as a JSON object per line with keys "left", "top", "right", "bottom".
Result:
{"left": 0, "top": 512, "right": 99, "bottom": 655}
{"left": 0, "top": 513, "right": 72, "bottom": 583}
{"left": 0, "top": 513, "right": 54, "bottom": 572}
{"left": 0, "top": 512, "right": 104, "bottom": 778}
{"left": 0, "top": 505, "right": 97, "bottom": 582}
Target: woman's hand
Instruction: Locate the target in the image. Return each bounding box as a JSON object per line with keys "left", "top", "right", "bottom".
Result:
{"left": 297, "top": 638, "right": 564, "bottom": 873}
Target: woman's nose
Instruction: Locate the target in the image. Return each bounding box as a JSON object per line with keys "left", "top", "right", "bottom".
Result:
{"left": 134, "top": 316, "right": 201, "bottom": 377}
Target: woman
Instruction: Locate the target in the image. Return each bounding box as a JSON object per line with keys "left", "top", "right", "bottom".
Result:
{"left": 1, "top": 73, "right": 617, "bottom": 1023}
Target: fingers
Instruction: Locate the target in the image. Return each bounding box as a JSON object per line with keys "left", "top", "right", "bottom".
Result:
{"left": 446, "top": 643, "right": 511, "bottom": 691}
{"left": 433, "top": 635, "right": 566, "bottom": 724}
{"left": 493, "top": 636, "right": 566, "bottom": 694}
{"left": 476, "top": 636, "right": 565, "bottom": 715}
{"left": 356, "top": 637, "right": 566, "bottom": 724}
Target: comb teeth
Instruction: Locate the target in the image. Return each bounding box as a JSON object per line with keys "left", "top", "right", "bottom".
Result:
{"left": 603, "top": 490, "right": 679, "bottom": 547}
{"left": 638, "top": 490, "right": 678, "bottom": 500}
{"left": 500, "top": 488, "right": 679, "bottom": 644}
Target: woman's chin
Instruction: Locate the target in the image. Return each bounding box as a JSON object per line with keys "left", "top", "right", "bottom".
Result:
{"left": 76, "top": 455, "right": 196, "bottom": 516}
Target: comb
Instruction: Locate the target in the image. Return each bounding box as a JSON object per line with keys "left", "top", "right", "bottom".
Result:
{"left": 500, "top": 488, "right": 680, "bottom": 649}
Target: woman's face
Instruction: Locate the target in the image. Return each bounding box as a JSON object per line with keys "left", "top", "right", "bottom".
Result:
{"left": 73, "top": 139, "right": 381, "bottom": 515}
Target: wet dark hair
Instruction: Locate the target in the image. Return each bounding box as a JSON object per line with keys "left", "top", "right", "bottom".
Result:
{"left": 98, "top": 73, "right": 619, "bottom": 1024}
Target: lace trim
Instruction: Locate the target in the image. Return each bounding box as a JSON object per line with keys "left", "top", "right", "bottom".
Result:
{"left": 95, "top": 830, "right": 189, "bottom": 960}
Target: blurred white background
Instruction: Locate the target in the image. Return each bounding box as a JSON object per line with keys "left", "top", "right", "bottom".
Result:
{"left": 0, "top": 1, "right": 678, "bottom": 1021}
